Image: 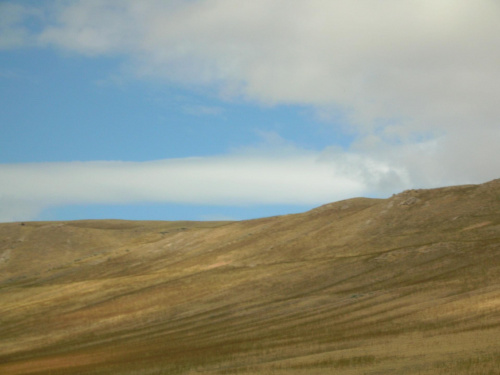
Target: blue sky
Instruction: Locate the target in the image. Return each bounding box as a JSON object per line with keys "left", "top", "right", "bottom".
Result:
{"left": 2, "top": 48, "right": 337, "bottom": 163}
{"left": 1, "top": 0, "right": 499, "bottom": 223}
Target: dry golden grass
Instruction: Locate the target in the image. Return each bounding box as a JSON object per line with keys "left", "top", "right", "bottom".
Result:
{"left": 1, "top": 180, "right": 499, "bottom": 374}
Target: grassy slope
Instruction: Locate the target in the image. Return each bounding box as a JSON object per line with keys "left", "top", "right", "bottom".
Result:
{"left": 0, "top": 180, "right": 499, "bottom": 374}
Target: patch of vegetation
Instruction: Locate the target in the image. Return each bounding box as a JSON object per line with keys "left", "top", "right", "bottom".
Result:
{"left": 433, "top": 352, "right": 500, "bottom": 374}
{"left": 288, "top": 355, "right": 377, "bottom": 369}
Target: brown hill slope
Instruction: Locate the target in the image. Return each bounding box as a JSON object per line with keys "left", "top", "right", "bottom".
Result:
{"left": 1, "top": 180, "right": 499, "bottom": 374}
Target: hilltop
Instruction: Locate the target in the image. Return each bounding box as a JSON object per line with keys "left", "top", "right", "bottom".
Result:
{"left": 1, "top": 180, "right": 499, "bottom": 374}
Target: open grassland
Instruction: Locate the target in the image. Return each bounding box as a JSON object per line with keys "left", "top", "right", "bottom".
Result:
{"left": 1, "top": 180, "right": 499, "bottom": 374}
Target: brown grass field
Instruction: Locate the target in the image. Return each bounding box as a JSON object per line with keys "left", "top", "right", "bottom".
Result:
{"left": 1, "top": 180, "right": 499, "bottom": 374}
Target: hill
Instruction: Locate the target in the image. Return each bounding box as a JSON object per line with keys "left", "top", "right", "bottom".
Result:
{"left": 1, "top": 180, "right": 499, "bottom": 374}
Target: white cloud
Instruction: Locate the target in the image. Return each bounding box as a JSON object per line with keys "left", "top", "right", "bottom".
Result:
{"left": 34, "top": 1, "right": 500, "bottom": 148}
{"left": 0, "top": 150, "right": 384, "bottom": 222}
{"left": 34, "top": 0, "right": 500, "bottom": 131}
{"left": 2, "top": 131, "right": 498, "bottom": 222}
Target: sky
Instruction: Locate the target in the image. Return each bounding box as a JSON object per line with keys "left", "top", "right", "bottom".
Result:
{"left": 1, "top": 0, "right": 499, "bottom": 223}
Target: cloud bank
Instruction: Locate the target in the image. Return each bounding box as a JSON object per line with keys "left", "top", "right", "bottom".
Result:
{"left": 2, "top": 136, "right": 497, "bottom": 222}
{"left": 0, "top": 150, "right": 384, "bottom": 222}
{"left": 30, "top": 0, "right": 500, "bottom": 134}
{"left": 1, "top": 0, "right": 499, "bottom": 221}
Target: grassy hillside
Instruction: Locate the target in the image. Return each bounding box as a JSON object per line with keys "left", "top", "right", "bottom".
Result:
{"left": 1, "top": 180, "right": 499, "bottom": 374}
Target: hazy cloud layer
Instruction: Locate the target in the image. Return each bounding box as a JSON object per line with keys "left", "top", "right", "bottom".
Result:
{"left": 2, "top": 1, "right": 499, "bottom": 220}
{"left": 0, "top": 2, "right": 40, "bottom": 48}
{"left": 0, "top": 151, "right": 376, "bottom": 222}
